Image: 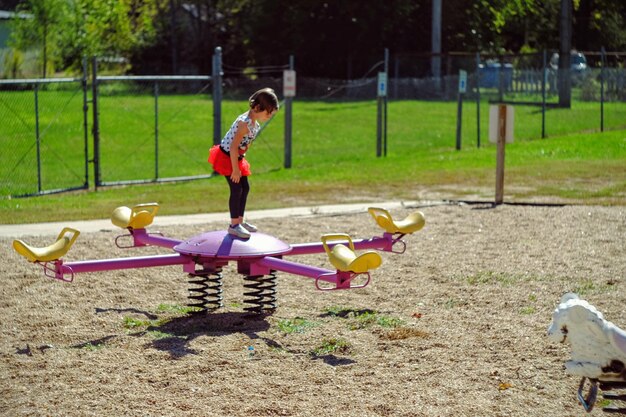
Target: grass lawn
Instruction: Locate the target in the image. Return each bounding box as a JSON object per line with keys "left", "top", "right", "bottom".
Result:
{"left": 1, "top": 96, "right": 625, "bottom": 224}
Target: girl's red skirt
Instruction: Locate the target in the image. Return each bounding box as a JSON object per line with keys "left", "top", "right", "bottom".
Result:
{"left": 208, "top": 145, "right": 251, "bottom": 176}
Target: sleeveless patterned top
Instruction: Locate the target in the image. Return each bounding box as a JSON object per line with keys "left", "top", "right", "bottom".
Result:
{"left": 220, "top": 112, "right": 260, "bottom": 152}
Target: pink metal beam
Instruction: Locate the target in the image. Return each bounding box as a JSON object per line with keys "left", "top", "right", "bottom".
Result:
{"left": 287, "top": 234, "right": 394, "bottom": 256}
{"left": 132, "top": 229, "right": 183, "bottom": 248}
{"left": 255, "top": 256, "right": 337, "bottom": 283}
{"left": 61, "top": 253, "right": 191, "bottom": 275}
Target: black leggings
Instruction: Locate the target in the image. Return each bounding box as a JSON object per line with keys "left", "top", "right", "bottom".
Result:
{"left": 225, "top": 176, "right": 250, "bottom": 219}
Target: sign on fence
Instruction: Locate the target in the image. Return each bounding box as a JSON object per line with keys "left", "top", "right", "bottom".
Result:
{"left": 458, "top": 70, "right": 467, "bottom": 93}
{"left": 283, "top": 70, "right": 296, "bottom": 97}
{"left": 377, "top": 72, "right": 388, "bottom": 97}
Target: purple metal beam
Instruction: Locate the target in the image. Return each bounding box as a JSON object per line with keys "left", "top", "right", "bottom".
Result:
{"left": 132, "top": 229, "right": 182, "bottom": 248}
{"left": 255, "top": 256, "right": 337, "bottom": 283}
{"left": 61, "top": 253, "right": 191, "bottom": 274}
{"left": 287, "top": 235, "right": 393, "bottom": 256}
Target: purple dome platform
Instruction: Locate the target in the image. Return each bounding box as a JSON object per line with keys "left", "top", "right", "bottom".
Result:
{"left": 174, "top": 230, "right": 292, "bottom": 260}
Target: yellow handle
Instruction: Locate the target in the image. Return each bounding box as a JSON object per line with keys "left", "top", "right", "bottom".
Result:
{"left": 321, "top": 233, "right": 355, "bottom": 255}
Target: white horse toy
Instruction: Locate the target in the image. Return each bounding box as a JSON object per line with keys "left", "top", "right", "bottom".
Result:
{"left": 548, "top": 293, "right": 626, "bottom": 412}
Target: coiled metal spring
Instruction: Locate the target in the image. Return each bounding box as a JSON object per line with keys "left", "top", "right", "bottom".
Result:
{"left": 187, "top": 268, "right": 223, "bottom": 313}
{"left": 243, "top": 271, "right": 277, "bottom": 314}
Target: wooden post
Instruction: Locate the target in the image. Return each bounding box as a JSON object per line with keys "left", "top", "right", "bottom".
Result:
{"left": 495, "top": 104, "right": 507, "bottom": 205}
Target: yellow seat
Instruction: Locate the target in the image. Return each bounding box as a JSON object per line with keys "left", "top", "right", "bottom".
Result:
{"left": 13, "top": 227, "right": 80, "bottom": 263}
{"left": 111, "top": 202, "right": 159, "bottom": 229}
{"left": 368, "top": 207, "right": 425, "bottom": 234}
{"left": 322, "top": 234, "right": 382, "bottom": 273}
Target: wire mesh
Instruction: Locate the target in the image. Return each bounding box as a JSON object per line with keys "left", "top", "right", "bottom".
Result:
{"left": 94, "top": 77, "right": 213, "bottom": 185}
{"left": 0, "top": 80, "right": 87, "bottom": 197}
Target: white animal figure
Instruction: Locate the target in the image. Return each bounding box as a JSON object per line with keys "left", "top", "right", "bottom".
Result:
{"left": 548, "top": 293, "right": 626, "bottom": 381}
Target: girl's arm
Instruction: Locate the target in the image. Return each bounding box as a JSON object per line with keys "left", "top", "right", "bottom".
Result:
{"left": 229, "top": 121, "right": 248, "bottom": 183}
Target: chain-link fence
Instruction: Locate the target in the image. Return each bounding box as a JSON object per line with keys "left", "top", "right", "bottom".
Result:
{"left": 1, "top": 49, "right": 624, "bottom": 198}
{"left": 0, "top": 77, "right": 89, "bottom": 197}
{"left": 93, "top": 75, "right": 213, "bottom": 186}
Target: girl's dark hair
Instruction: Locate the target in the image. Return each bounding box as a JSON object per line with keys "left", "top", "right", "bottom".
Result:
{"left": 249, "top": 88, "right": 279, "bottom": 112}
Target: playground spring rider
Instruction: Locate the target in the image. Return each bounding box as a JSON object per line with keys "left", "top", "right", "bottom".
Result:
{"left": 13, "top": 203, "right": 425, "bottom": 313}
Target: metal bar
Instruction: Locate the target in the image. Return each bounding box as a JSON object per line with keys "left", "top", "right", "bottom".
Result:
{"left": 255, "top": 256, "right": 336, "bottom": 282}
{"left": 284, "top": 55, "right": 294, "bottom": 169}
{"left": 91, "top": 57, "right": 101, "bottom": 188}
{"left": 212, "top": 47, "right": 222, "bottom": 146}
{"left": 542, "top": 50, "right": 547, "bottom": 138}
{"left": 600, "top": 47, "right": 605, "bottom": 132}
{"left": 154, "top": 81, "right": 159, "bottom": 180}
{"left": 132, "top": 229, "right": 183, "bottom": 248}
{"left": 476, "top": 52, "right": 481, "bottom": 148}
{"left": 383, "top": 48, "right": 389, "bottom": 157}
{"left": 0, "top": 78, "right": 80, "bottom": 85}
{"left": 82, "top": 58, "right": 90, "bottom": 188}
{"left": 288, "top": 236, "right": 391, "bottom": 256}
{"left": 376, "top": 97, "right": 382, "bottom": 157}
{"left": 98, "top": 173, "right": 213, "bottom": 187}
{"left": 96, "top": 75, "right": 210, "bottom": 81}
{"left": 61, "top": 253, "right": 190, "bottom": 274}
{"left": 456, "top": 88, "right": 462, "bottom": 150}
{"left": 34, "top": 83, "right": 42, "bottom": 193}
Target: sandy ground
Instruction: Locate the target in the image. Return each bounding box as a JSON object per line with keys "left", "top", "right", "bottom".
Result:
{"left": 1, "top": 203, "right": 625, "bottom": 417}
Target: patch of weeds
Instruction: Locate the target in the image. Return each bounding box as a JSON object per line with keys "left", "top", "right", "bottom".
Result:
{"left": 310, "top": 338, "right": 351, "bottom": 356}
{"left": 467, "top": 271, "right": 517, "bottom": 286}
{"left": 444, "top": 298, "right": 459, "bottom": 309}
{"left": 156, "top": 304, "right": 202, "bottom": 315}
{"left": 228, "top": 302, "right": 243, "bottom": 309}
{"left": 277, "top": 317, "right": 318, "bottom": 334}
{"left": 374, "top": 315, "right": 405, "bottom": 329}
{"left": 382, "top": 327, "right": 429, "bottom": 340}
{"left": 147, "top": 330, "right": 178, "bottom": 340}
{"left": 573, "top": 279, "right": 615, "bottom": 296}
{"left": 519, "top": 306, "right": 536, "bottom": 315}
{"left": 323, "top": 306, "right": 404, "bottom": 330}
{"left": 528, "top": 294, "right": 538, "bottom": 302}
{"left": 78, "top": 342, "right": 106, "bottom": 351}
{"left": 322, "top": 306, "right": 375, "bottom": 318}
{"left": 123, "top": 316, "right": 152, "bottom": 329}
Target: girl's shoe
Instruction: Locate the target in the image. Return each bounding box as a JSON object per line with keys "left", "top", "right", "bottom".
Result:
{"left": 228, "top": 224, "right": 251, "bottom": 239}
{"left": 241, "top": 221, "right": 257, "bottom": 233}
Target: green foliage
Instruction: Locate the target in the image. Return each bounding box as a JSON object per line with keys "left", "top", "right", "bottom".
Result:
{"left": 310, "top": 338, "right": 351, "bottom": 356}
{"left": 122, "top": 316, "right": 152, "bottom": 329}
{"left": 276, "top": 317, "right": 318, "bottom": 334}
{"left": 156, "top": 303, "right": 202, "bottom": 315}
{"left": 8, "top": 0, "right": 160, "bottom": 75}
{"left": 323, "top": 307, "right": 405, "bottom": 330}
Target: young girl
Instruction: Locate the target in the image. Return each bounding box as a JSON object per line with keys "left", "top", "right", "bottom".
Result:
{"left": 208, "top": 88, "right": 279, "bottom": 238}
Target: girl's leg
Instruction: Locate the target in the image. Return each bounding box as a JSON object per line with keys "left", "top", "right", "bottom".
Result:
{"left": 225, "top": 176, "right": 243, "bottom": 224}
{"left": 238, "top": 176, "right": 250, "bottom": 219}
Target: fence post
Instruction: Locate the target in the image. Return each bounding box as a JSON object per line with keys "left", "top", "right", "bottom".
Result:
{"left": 154, "top": 81, "right": 159, "bottom": 180}
{"left": 91, "top": 57, "right": 101, "bottom": 188}
{"left": 476, "top": 52, "right": 481, "bottom": 148}
{"left": 600, "top": 47, "right": 606, "bottom": 132}
{"left": 284, "top": 55, "right": 294, "bottom": 169}
{"left": 34, "top": 83, "right": 42, "bottom": 193}
{"left": 542, "top": 50, "right": 547, "bottom": 138}
{"left": 495, "top": 104, "right": 507, "bottom": 205}
{"left": 384, "top": 48, "right": 389, "bottom": 156}
{"left": 212, "top": 47, "right": 223, "bottom": 146}
{"left": 82, "top": 58, "right": 90, "bottom": 188}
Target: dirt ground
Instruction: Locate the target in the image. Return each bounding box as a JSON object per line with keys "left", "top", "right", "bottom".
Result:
{"left": 1, "top": 203, "right": 625, "bottom": 417}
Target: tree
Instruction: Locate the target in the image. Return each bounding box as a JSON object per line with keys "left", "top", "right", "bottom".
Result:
{"left": 10, "top": 0, "right": 67, "bottom": 77}
{"left": 9, "top": 0, "right": 162, "bottom": 76}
